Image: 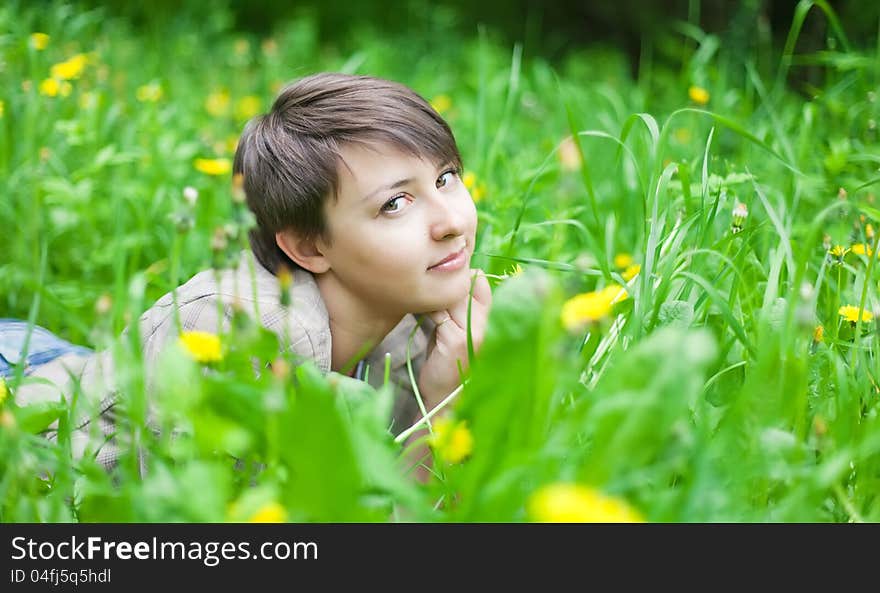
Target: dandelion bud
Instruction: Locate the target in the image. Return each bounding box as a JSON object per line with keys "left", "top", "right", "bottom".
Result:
{"left": 223, "top": 222, "right": 239, "bottom": 242}
{"left": 812, "top": 415, "right": 827, "bottom": 437}
{"left": 171, "top": 210, "right": 193, "bottom": 234}
{"left": 277, "top": 264, "right": 293, "bottom": 307}
{"left": 795, "top": 285, "right": 815, "bottom": 329}
{"left": 867, "top": 224, "right": 875, "bottom": 240}
{"left": 838, "top": 187, "right": 848, "bottom": 200}
{"left": 95, "top": 293, "right": 112, "bottom": 315}
{"left": 799, "top": 282, "right": 814, "bottom": 300}
{"left": 822, "top": 233, "right": 832, "bottom": 251}
{"left": 558, "top": 136, "right": 582, "bottom": 172}
{"left": 183, "top": 186, "right": 198, "bottom": 206}
{"left": 0, "top": 410, "right": 15, "bottom": 429}
{"left": 731, "top": 201, "right": 748, "bottom": 234}
{"left": 262, "top": 38, "right": 278, "bottom": 56}
{"left": 270, "top": 357, "right": 290, "bottom": 380}
{"left": 211, "top": 227, "right": 228, "bottom": 252}
{"left": 232, "top": 173, "right": 246, "bottom": 204}
{"left": 574, "top": 253, "right": 597, "bottom": 272}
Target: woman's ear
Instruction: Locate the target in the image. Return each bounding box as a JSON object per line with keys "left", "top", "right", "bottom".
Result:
{"left": 275, "top": 230, "right": 331, "bottom": 274}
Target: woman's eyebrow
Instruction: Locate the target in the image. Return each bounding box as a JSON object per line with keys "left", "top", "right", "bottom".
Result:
{"left": 361, "top": 177, "right": 414, "bottom": 202}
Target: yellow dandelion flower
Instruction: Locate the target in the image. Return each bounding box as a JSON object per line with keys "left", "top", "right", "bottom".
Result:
{"left": 0, "top": 377, "right": 8, "bottom": 407}
{"left": 29, "top": 33, "right": 50, "bottom": 50}
{"left": 178, "top": 330, "right": 223, "bottom": 363}
{"left": 0, "top": 100, "right": 4, "bottom": 118}
{"left": 205, "top": 89, "right": 231, "bottom": 116}
{"left": 39, "top": 78, "right": 60, "bottom": 97}
{"left": 429, "top": 417, "right": 473, "bottom": 465}
{"left": 39, "top": 79, "right": 70, "bottom": 97}
{"left": 866, "top": 224, "right": 875, "bottom": 240}
{"left": 246, "top": 501, "right": 287, "bottom": 523}
{"left": 194, "top": 157, "right": 231, "bottom": 176}
{"left": 462, "top": 171, "right": 486, "bottom": 203}
{"left": 600, "top": 283, "right": 629, "bottom": 305}
{"left": 558, "top": 135, "right": 582, "bottom": 171}
{"left": 838, "top": 305, "right": 873, "bottom": 324}
{"left": 622, "top": 264, "right": 641, "bottom": 281}
{"left": 506, "top": 263, "right": 523, "bottom": 278}
{"left": 50, "top": 53, "right": 88, "bottom": 80}
{"left": 613, "top": 253, "right": 633, "bottom": 269}
{"left": 234, "top": 95, "right": 261, "bottom": 121}
{"left": 688, "top": 85, "right": 710, "bottom": 105}
{"left": 561, "top": 292, "right": 610, "bottom": 330}
{"left": 527, "top": 483, "right": 645, "bottom": 523}
{"left": 429, "top": 94, "right": 452, "bottom": 114}
{"left": 851, "top": 243, "right": 874, "bottom": 257}
{"left": 136, "top": 82, "right": 162, "bottom": 102}
{"left": 813, "top": 324, "right": 824, "bottom": 343}
{"left": 560, "top": 284, "right": 627, "bottom": 332}
{"left": 828, "top": 245, "right": 849, "bottom": 258}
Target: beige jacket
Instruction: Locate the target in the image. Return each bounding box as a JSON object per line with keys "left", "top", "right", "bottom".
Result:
{"left": 15, "top": 250, "right": 431, "bottom": 472}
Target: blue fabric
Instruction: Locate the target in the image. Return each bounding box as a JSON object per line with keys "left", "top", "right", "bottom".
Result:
{"left": 0, "top": 319, "right": 92, "bottom": 378}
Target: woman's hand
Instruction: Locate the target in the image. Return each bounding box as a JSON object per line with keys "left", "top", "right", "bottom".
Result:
{"left": 417, "top": 268, "right": 493, "bottom": 410}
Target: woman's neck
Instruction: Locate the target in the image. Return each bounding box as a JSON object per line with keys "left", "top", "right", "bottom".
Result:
{"left": 314, "top": 272, "right": 402, "bottom": 374}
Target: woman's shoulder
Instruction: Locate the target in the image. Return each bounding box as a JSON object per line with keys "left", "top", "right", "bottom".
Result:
{"left": 137, "top": 251, "right": 332, "bottom": 373}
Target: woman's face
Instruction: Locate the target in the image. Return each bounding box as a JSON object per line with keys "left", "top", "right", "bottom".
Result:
{"left": 315, "top": 141, "right": 478, "bottom": 317}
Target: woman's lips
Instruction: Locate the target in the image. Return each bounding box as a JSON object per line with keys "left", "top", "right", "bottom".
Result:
{"left": 428, "top": 247, "right": 468, "bottom": 272}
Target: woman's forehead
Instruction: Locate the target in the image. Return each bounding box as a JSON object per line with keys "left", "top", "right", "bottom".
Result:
{"left": 336, "top": 142, "right": 433, "bottom": 196}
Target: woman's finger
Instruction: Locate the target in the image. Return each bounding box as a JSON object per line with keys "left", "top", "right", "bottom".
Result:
{"left": 469, "top": 269, "right": 493, "bottom": 308}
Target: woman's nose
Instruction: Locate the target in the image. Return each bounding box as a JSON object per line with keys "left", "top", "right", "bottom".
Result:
{"left": 429, "top": 192, "right": 468, "bottom": 241}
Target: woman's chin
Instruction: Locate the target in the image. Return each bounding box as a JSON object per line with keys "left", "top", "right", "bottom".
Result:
{"left": 414, "top": 290, "right": 470, "bottom": 314}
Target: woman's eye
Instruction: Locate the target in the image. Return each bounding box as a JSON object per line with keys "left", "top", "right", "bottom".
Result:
{"left": 381, "top": 196, "right": 407, "bottom": 213}
{"left": 436, "top": 169, "right": 458, "bottom": 188}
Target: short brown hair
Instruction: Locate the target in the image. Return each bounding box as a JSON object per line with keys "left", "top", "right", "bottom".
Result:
{"left": 233, "top": 72, "right": 463, "bottom": 274}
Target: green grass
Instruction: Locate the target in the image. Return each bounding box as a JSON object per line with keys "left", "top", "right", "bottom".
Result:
{"left": 2, "top": 0, "right": 880, "bottom": 522}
